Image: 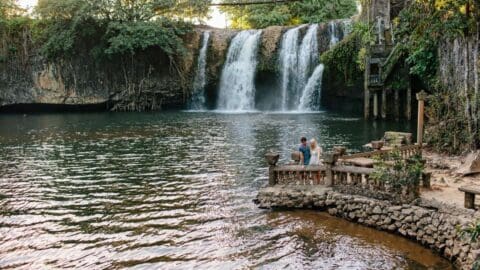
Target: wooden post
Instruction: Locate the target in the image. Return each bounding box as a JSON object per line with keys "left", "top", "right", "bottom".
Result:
{"left": 394, "top": 88, "right": 400, "bottom": 121}
{"left": 322, "top": 152, "right": 338, "bottom": 187}
{"left": 373, "top": 91, "right": 379, "bottom": 119}
{"left": 364, "top": 64, "right": 371, "bottom": 119}
{"left": 381, "top": 88, "right": 387, "bottom": 119}
{"left": 265, "top": 152, "right": 280, "bottom": 186}
{"left": 365, "top": 89, "right": 371, "bottom": 119}
{"left": 416, "top": 90, "right": 428, "bottom": 147}
{"left": 465, "top": 192, "right": 475, "bottom": 209}
{"left": 406, "top": 76, "right": 412, "bottom": 120}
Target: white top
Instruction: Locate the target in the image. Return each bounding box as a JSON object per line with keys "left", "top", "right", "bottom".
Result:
{"left": 309, "top": 147, "right": 323, "bottom": 165}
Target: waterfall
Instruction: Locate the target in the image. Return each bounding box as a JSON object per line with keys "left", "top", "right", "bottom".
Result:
{"left": 298, "top": 64, "right": 325, "bottom": 111}
{"left": 329, "top": 22, "right": 339, "bottom": 48}
{"left": 278, "top": 24, "right": 320, "bottom": 111}
{"left": 189, "top": 31, "right": 210, "bottom": 110}
{"left": 279, "top": 25, "right": 303, "bottom": 111}
{"left": 217, "top": 30, "right": 262, "bottom": 111}
{"left": 297, "top": 24, "right": 319, "bottom": 107}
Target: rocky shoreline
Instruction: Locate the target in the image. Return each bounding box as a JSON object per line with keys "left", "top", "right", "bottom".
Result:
{"left": 256, "top": 185, "right": 480, "bottom": 269}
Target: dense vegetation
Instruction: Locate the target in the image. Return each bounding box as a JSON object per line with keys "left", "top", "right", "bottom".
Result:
{"left": 322, "top": 0, "right": 479, "bottom": 154}
{"left": 0, "top": 0, "right": 211, "bottom": 62}
{"left": 1, "top": 0, "right": 358, "bottom": 59}
{"left": 396, "top": 0, "right": 479, "bottom": 153}
{"left": 221, "top": 0, "right": 357, "bottom": 29}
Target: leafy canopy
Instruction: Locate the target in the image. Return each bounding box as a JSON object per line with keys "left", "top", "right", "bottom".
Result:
{"left": 221, "top": 0, "right": 357, "bottom": 29}
{"left": 395, "top": 0, "right": 477, "bottom": 87}
{"left": 34, "top": 0, "right": 211, "bottom": 59}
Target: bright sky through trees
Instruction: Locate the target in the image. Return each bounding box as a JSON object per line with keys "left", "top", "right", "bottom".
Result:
{"left": 16, "top": 0, "right": 228, "bottom": 28}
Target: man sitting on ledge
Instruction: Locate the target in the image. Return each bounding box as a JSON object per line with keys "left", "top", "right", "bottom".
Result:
{"left": 299, "top": 137, "right": 311, "bottom": 165}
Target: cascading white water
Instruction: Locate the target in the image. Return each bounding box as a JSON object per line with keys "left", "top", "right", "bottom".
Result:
{"left": 279, "top": 26, "right": 303, "bottom": 111}
{"left": 296, "top": 24, "right": 319, "bottom": 107}
{"left": 329, "top": 22, "right": 339, "bottom": 48}
{"left": 298, "top": 64, "right": 324, "bottom": 111}
{"left": 189, "top": 31, "right": 210, "bottom": 110}
{"left": 295, "top": 21, "right": 350, "bottom": 112}
{"left": 278, "top": 24, "right": 320, "bottom": 111}
{"left": 217, "top": 30, "right": 262, "bottom": 111}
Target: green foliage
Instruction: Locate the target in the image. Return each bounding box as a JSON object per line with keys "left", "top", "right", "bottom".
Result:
{"left": 105, "top": 19, "right": 191, "bottom": 56}
{"left": 221, "top": 0, "right": 357, "bottom": 29}
{"left": 371, "top": 151, "right": 424, "bottom": 195}
{"left": 425, "top": 88, "right": 474, "bottom": 154}
{"left": 395, "top": 0, "right": 477, "bottom": 88}
{"left": 460, "top": 219, "right": 480, "bottom": 270}
{"left": 321, "top": 29, "right": 362, "bottom": 85}
{"left": 0, "top": 0, "right": 24, "bottom": 21}
{"left": 34, "top": 0, "right": 210, "bottom": 60}
{"left": 460, "top": 220, "right": 480, "bottom": 243}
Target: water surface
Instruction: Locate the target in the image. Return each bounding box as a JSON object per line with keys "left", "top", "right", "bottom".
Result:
{"left": 0, "top": 112, "right": 451, "bottom": 269}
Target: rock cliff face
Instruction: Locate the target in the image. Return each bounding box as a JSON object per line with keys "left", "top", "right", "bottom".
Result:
{"left": 0, "top": 29, "right": 203, "bottom": 111}
{"left": 438, "top": 36, "right": 479, "bottom": 110}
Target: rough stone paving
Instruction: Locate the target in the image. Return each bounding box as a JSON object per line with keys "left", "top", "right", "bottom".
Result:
{"left": 255, "top": 185, "right": 480, "bottom": 269}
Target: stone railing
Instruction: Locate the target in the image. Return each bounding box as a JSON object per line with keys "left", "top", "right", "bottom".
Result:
{"left": 265, "top": 149, "right": 422, "bottom": 203}
{"left": 339, "top": 144, "right": 422, "bottom": 161}
{"left": 265, "top": 152, "right": 374, "bottom": 187}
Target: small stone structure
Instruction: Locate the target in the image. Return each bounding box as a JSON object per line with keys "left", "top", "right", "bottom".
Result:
{"left": 255, "top": 186, "right": 480, "bottom": 269}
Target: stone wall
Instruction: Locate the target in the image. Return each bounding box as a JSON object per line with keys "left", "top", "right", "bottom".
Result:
{"left": 256, "top": 185, "right": 480, "bottom": 269}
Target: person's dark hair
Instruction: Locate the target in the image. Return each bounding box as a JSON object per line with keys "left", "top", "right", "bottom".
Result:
{"left": 301, "top": 137, "right": 307, "bottom": 143}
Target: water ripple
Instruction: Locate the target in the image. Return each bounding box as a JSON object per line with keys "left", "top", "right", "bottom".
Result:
{"left": 0, "top": 112, "right": 449, "bottom": 269}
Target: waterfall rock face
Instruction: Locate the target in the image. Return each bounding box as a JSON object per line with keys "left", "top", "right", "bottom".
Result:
{"left": 189, "top": 31, "right": 211, "bottom": 110}
{"left": 217, "top": 30, "right": 262, "bottom": 111}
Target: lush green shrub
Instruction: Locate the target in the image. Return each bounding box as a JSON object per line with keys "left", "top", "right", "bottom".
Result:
{"left": 370, "top": 151, "right": 424, "bottom": 197}
{"left": 34, "top": 0, "right": 209, "bottom": 60}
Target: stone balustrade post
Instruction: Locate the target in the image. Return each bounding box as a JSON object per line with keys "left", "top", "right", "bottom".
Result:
{"left": 323, "top": 152, "right": 338, "bottom": 187}
{"left": 265, "top": 152, "right": 280, "bottom": 186}
{"left": 416, "top": 90, "right": 428, "bottom": 147}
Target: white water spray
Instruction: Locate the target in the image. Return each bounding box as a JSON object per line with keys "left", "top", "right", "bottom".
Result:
{"left": 329, "top": 22, "right": 340, "bottom": 48}
{"left": 298, "top": 64, "right": 325, "bottom": 111}
{"left": 278, "top": 24, "right": 321, "bottom": 110}
{"left": 279, "top": 26, "right": 303, "bottom": 111}
{"left": 189, "top": 31, "right": 210, "bottom": 110}
{"left": 217, "top": 30, "right": 262, "bottom": 111}
{"left": 297, "top": 24, "right": 319, "bottom": 107}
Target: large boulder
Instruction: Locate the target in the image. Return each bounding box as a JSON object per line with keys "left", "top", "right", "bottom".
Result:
{"left": 456, "top": 151, "right": 480, "bottom": 176}
{"left": 383, "top": 131, "right": 413, "bottom": 146}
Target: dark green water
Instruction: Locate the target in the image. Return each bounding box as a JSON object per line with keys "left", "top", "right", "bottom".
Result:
{"left": 0, "top": 112, "right": 451, "bottom": 269}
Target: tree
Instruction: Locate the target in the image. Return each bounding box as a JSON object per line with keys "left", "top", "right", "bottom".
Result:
{"left": 0, "top": 0, "right": 24, "bottom": 21}
{"left": 34, "top": 0, "right": 212, "bottom": 59}
{"left": 221, "top": 0, "right": 357, "bottom": 29}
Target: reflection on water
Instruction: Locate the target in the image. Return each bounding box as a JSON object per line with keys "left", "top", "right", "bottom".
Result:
{"left": 0, "top": 112, "right": 449, "bottom": 269}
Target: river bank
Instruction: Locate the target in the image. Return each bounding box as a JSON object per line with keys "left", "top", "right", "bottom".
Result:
{"left": 256, "top": 187, "right": 479, "bottom": 269}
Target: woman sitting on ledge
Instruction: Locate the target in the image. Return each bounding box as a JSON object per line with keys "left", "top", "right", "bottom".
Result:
{"left": 309, "top": 139, "right": 323, "bottom": 166}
